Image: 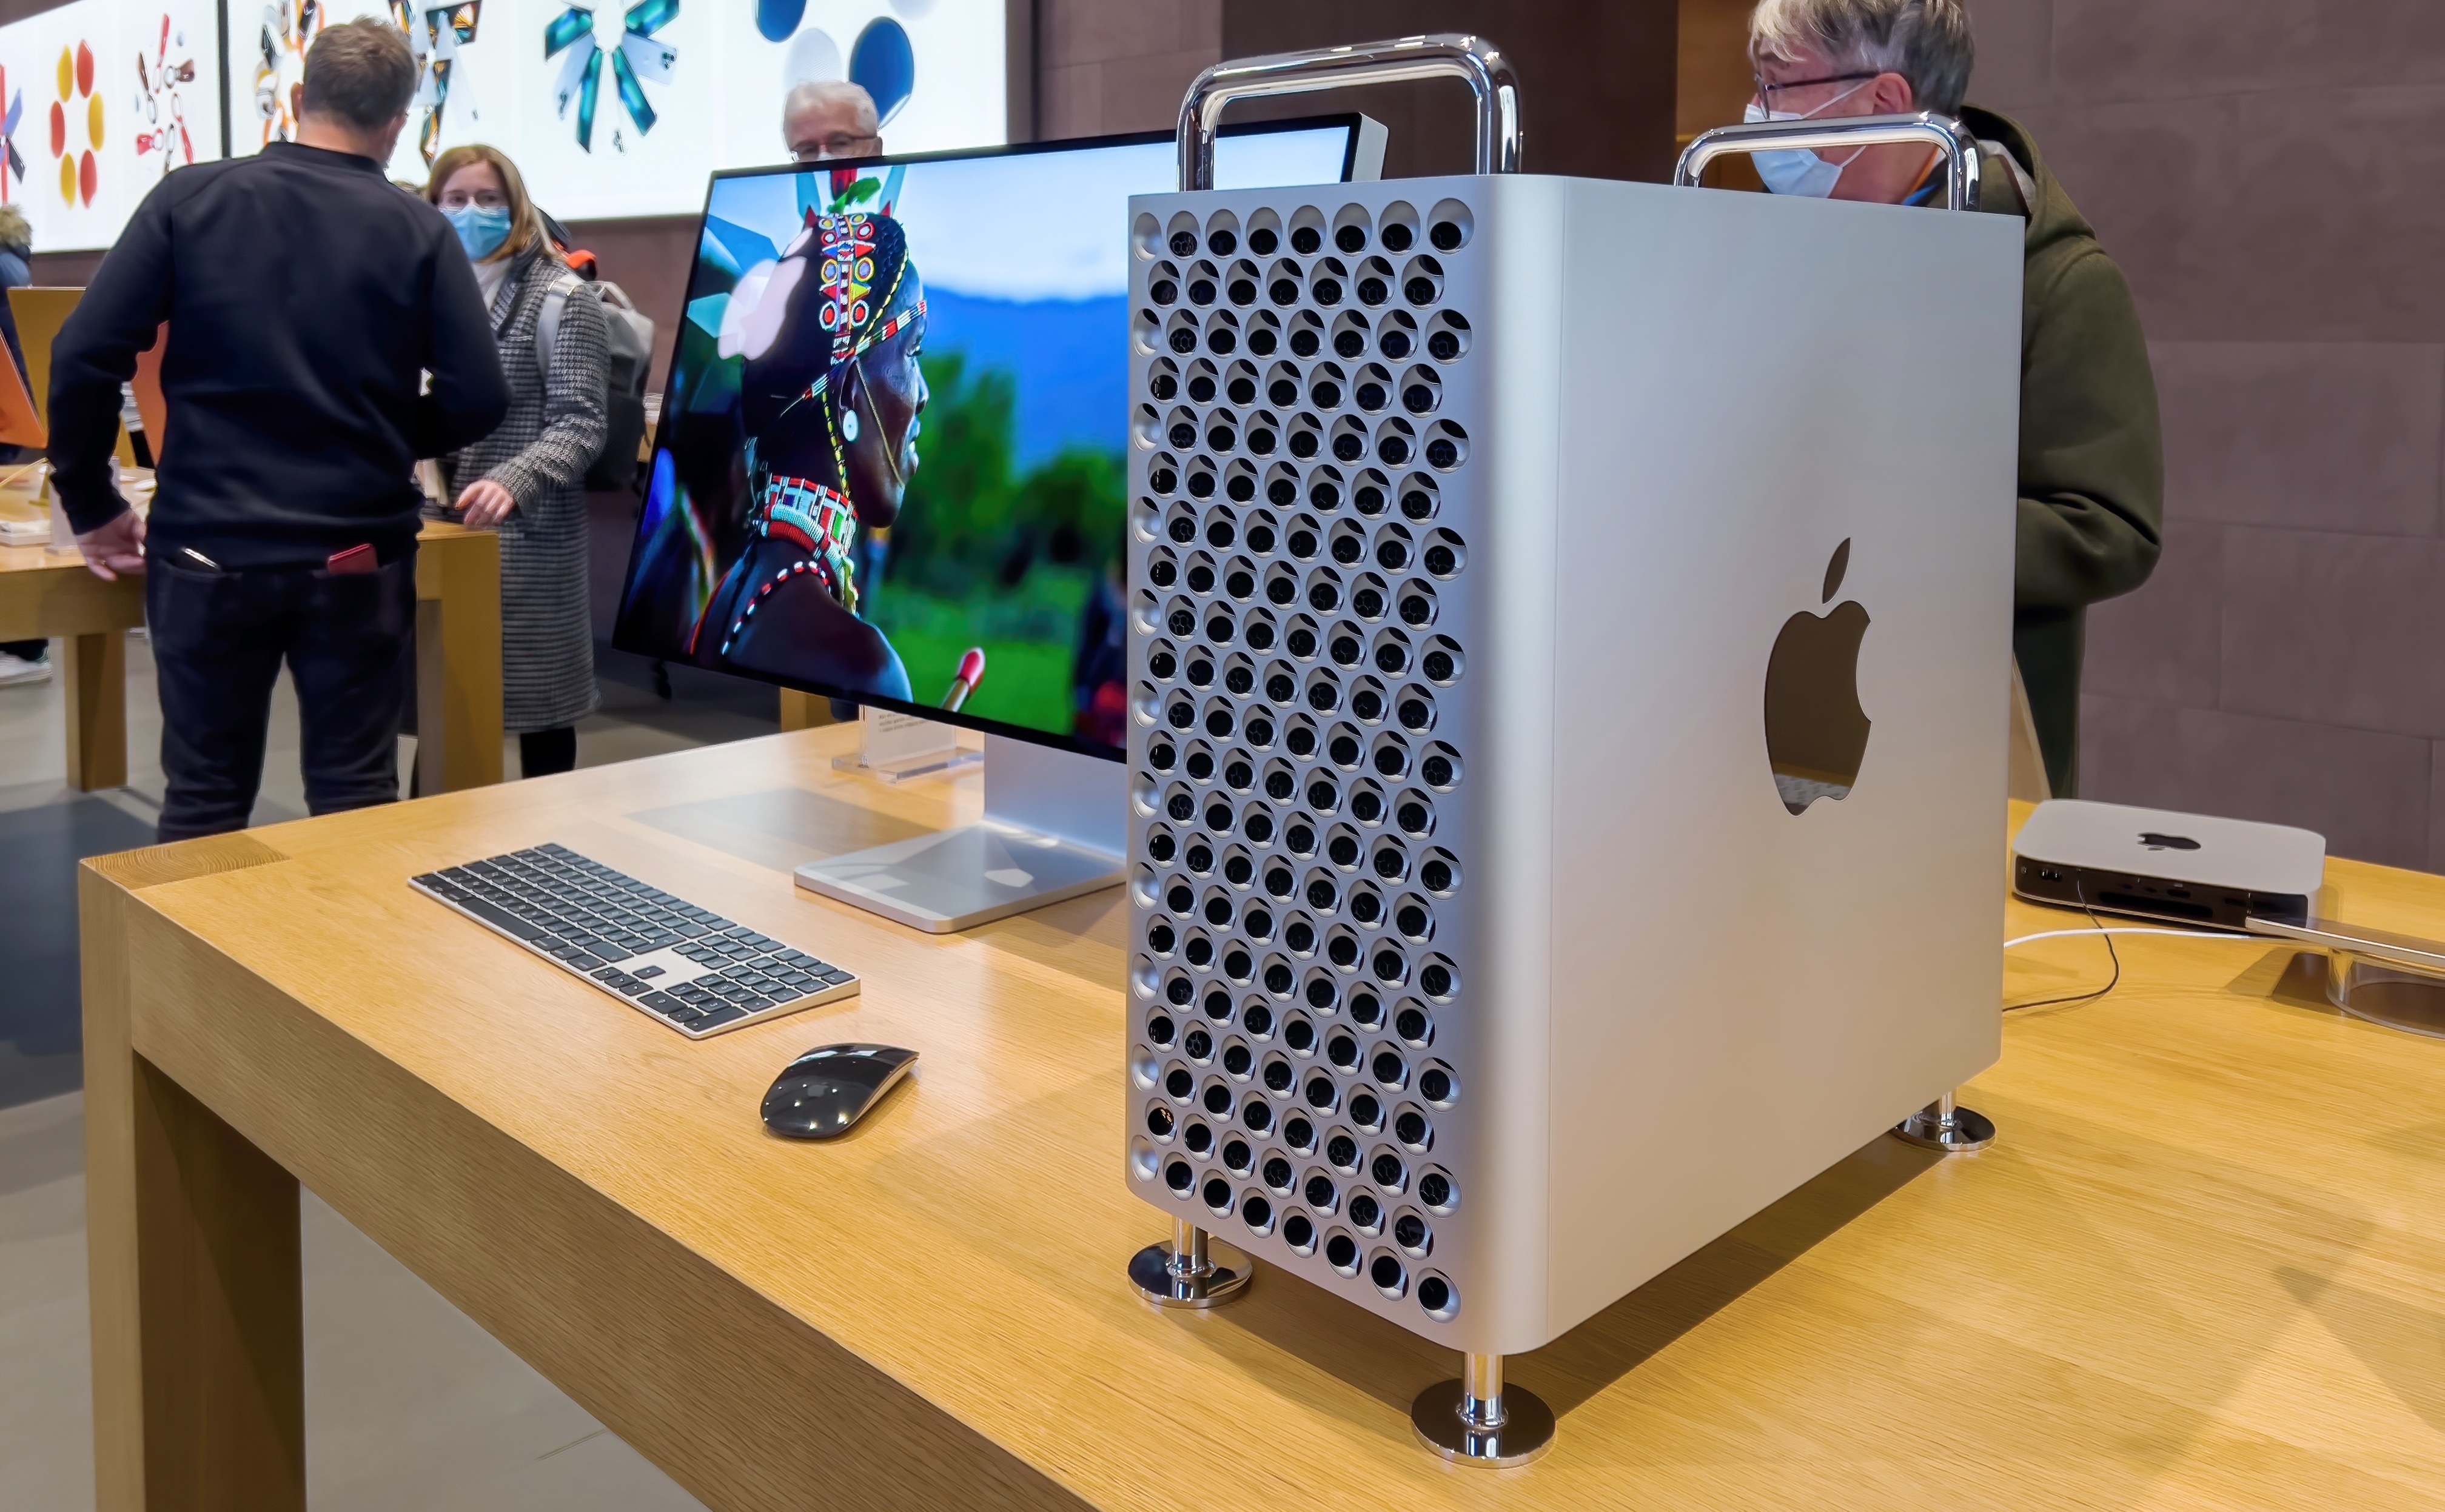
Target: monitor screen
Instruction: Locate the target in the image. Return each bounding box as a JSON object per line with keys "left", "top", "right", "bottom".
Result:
{"left": 614, "top": 119, "right": 1365, "bottom": 759}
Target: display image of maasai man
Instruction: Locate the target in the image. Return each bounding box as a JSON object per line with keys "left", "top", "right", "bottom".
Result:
{"left": 689, "top": 209, "right": 927, "bottom": 700}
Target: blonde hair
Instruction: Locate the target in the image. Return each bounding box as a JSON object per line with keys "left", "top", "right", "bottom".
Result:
{"left": 0, "top": 204, "right": 30, "bottom": 256}
{"left": 424, "top": 142, "right": 551, "bottom": 264}
{"left": 1749, "top": 0, "right": 1974, "bottom": 117}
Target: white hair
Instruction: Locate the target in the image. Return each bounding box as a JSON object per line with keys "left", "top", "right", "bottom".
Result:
{"left": 1749, "top": 0, "right": 1975, "bottom": 117}
{"left": 782, "top": 79, "right": 879, "bottom": 136}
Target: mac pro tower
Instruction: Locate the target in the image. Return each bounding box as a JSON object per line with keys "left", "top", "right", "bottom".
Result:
{"left": 1120, "top": 170, "right": 2024, "bottom": 1362}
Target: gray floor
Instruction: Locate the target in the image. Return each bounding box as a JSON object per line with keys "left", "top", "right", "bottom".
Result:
{"left": 0, "top": 625, "right": 772, "bottom": 1508}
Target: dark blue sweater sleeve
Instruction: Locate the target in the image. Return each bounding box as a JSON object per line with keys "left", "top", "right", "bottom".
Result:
{"left": 417, "top": 236, "right": 509, "bottom": 458}
{"left": 49, "top": 184, "right": 174, "bottom": 532}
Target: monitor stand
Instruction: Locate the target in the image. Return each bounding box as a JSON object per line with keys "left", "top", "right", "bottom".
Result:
{"left": 794, "top": 735, "right": 1124, "bottom": 933}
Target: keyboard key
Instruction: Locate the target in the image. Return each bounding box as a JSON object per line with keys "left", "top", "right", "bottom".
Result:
{"left": 690, "top": 1006, "right": 748, "bottom": 1031}
{"left": 454, "top": 898, "right": 548, "bottom": 940}
{"left": 818, "top": 969, "right": 854, "bottom": 986}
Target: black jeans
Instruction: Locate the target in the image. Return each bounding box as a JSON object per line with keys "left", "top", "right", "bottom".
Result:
{"left": 147, "top": 552, "right": 417, "bottom": 841}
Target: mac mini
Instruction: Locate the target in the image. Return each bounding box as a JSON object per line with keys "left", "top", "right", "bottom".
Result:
{"left": 2013, "top": 799, "right": 2326, "bottom": 928}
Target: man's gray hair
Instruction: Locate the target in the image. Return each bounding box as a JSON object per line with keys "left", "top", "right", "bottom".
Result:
{"left": 782, "top": 79, "right": 880, "bottom": 134}
{"left": 1749, "top": 0, "right": 1974, "bottom": 118}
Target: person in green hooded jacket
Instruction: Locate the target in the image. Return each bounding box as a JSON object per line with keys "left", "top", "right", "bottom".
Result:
{"left": 1739, "top": 0, "right": 2163, "bottom": 797}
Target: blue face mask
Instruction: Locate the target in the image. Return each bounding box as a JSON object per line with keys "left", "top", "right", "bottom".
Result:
{"left": 445, "top": 203, "right": 512, "bottom": 260}
{"left": 1743, "top": 81, "right": 1872, "bottom": 198}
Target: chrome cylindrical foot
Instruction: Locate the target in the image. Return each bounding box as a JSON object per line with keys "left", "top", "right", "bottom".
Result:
{"left": 1127, "top": 1219, "right": 1252, "bottom": 1309}
{"left": 1411, "top": 1352, "right": 1555, "bottom": 1467}
{"left": 1891, "top": 1089, "right": 1995, "bottom": 1152}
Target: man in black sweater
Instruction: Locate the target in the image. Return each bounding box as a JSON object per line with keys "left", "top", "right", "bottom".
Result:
{"left": 52, "top": 19, "right": 506, "bottom": 840}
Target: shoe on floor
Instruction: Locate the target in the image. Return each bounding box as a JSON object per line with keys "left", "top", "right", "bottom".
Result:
{"left": 0, "top": 651, "right": 50, "bottom": 686}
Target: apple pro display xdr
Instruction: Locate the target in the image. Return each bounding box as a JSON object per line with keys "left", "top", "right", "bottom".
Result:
{"left": 1122, "top": 173, "right": 2024, "bottom": 1354}
{"left": 612, "top": 119, "right": 1366, "bottom": 756}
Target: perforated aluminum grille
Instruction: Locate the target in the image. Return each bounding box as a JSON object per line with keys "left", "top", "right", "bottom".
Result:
{"left": 1124, "top": 194, "right": 1478, "bottom": 1326}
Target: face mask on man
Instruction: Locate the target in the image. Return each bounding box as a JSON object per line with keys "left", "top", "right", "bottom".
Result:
{"left": 445, "top": 203, "right": 512, "bottom": 261}
{"left": 1743, "top": 78, "right": 1873, "bottom": 198}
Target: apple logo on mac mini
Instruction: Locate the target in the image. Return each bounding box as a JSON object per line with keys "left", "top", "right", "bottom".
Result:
{"left": 1763, "top": 538, "right": 1872, "bottom": 815}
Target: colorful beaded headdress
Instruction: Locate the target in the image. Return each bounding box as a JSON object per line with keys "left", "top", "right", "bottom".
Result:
{"left": 741, "top": 210, "right": 925, "bottom": 623}
{"left": 811, "top": 210, "right": 923, "bottom": 370}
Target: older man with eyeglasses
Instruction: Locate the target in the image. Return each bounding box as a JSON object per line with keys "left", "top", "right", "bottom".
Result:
{"left": 1738, "top": 0, "right": 2161, "bottom": 798}
{"left": 783, "top": 79, "right": 884, "bottom": 163}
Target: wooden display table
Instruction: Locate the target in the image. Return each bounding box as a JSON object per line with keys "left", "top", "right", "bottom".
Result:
{"left": 0, "top": 509, "right": 503, "bottom": 792}
{"left": 79, "top": 747, "right": 2445, "bottom": 1510}
{"left": 0, "top": 510, "right": 144, "bottom": 789}
{"left": 408, "top": 520, "right": 505, "bottom": 792}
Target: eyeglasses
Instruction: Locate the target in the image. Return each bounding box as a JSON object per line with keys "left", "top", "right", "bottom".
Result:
{"left": 1750, "top": 70, "right": 1881, "bottom": 109}
{"left": 792, "top": 134, "right": 882, "bottom": 163}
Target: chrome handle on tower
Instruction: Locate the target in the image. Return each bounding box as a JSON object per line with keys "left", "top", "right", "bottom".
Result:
{"left": 1176, "top": 33, "right": 1524, "bottom": 193}
{"left": 1673, "top": 110, "right": 1982, "bottom": 212}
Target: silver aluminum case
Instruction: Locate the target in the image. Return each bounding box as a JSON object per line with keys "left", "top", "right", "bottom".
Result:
{"left": 1122, "top": 172, "right": 2023, "bottom": 1354}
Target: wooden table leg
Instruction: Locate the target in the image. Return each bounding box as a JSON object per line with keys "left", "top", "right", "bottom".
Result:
{"left": 413, "top": 531, "right": 503, "bottom": 792}
{"left": 82, "top": 868, "right": 306, "bottom": 1512}
{"left": 62, "top": 628, "right": 127, "bottom": 791}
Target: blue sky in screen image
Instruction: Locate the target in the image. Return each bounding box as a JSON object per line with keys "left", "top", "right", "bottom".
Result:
{"left": 703, "top": 129, "right": 1350, "bottom": 466}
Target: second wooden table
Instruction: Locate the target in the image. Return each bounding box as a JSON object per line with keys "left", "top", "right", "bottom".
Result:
{"left": 0, "top": 517, "right": 503, "bottom": 792}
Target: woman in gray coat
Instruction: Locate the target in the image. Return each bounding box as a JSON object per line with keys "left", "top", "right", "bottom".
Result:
{"left": 426, "top": 144, "right": 609, "bottom": 776}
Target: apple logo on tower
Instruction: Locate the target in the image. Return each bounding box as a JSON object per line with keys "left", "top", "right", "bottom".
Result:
{"left": 1763, "top": 538, "right": 1872, "bottom": 815}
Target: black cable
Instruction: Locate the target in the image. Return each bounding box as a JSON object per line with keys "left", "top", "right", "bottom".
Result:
{"left": 2005, "top": 879, "right": 2124, "bottom": 1013}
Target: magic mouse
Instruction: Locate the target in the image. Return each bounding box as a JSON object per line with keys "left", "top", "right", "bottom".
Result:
{"left": 760, "top": 1044, "right": 919, "bottom": 1139}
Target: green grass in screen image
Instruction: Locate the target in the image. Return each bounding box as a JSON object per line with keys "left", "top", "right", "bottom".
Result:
{"left": 874, "top": 349, "right": 1127, "bottom": 741}
{"left": 876, "top": 579, "right": 1085, "bottom": 734}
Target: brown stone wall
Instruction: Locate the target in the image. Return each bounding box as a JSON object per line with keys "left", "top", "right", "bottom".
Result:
{"left": 1965, "top": 0, "right": 2445, "bottom": 866}
{"left": 1219, "top": 1, "right": 1680, "bottom": 184}
{"left": 1038, "top": 0, "right": 1221, "bottom": 138}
